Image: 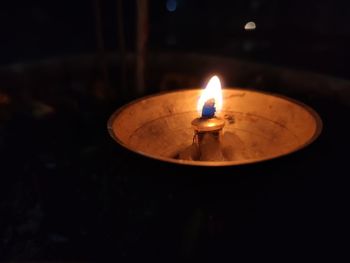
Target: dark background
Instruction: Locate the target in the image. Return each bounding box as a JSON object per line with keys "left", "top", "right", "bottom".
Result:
{"left": 2, "top": 0, "right": 350, "bottom": 78}
{"left": 0, "top": 0, "right": 349, "bottom": 262}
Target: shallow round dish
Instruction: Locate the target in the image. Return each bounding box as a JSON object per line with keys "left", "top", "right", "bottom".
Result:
{"left": 108, "top": 88, "right": 322, "bottom": 166}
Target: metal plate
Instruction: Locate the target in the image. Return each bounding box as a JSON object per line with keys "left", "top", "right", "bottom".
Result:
{"left": 108, "top": 88, "right": 322, "bottom": 166}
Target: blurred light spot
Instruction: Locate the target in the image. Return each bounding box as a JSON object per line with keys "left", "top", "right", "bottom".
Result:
{"left": 244, "top": 21, "right": 256, "bottom": 30}
{"left": 166, "top": 0, "right": 177, "bottom": 12}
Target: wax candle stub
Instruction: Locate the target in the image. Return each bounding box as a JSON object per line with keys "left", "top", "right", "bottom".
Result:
{"left": 201, "top": 98, "right": 216, "bottom": 118}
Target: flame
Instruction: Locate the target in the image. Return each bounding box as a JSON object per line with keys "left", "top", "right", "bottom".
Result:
{"left": 197, "top": 75, "right": 223, "bottom": 116}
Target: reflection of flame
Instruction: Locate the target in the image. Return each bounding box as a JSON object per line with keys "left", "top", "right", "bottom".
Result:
{"left": 197, "top": 75, "right": 223, "bottom": 115}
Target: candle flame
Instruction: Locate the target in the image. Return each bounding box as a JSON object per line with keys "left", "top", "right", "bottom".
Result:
{"left": 197, "top": 75, "right": 223, "bottom": 116}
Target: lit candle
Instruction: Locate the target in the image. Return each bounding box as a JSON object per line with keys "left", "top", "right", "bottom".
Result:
{"left": 192, "top": 75, "right": 225, "bottom": 132}
{"left": 191, "top": 75, "right": 226, "bottom": 161}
